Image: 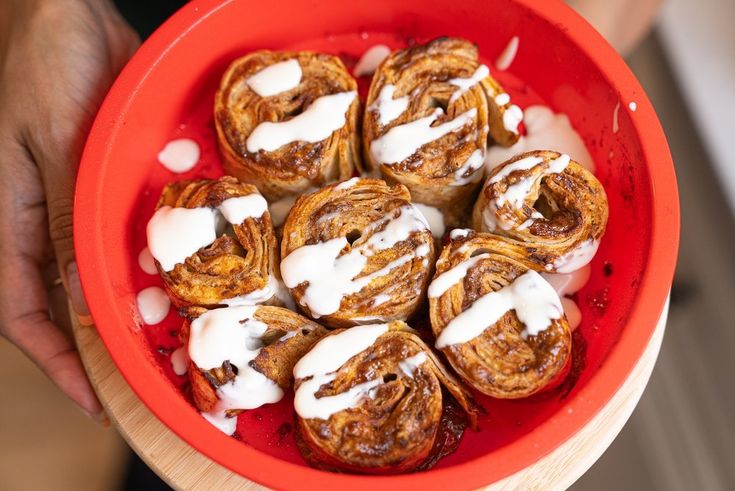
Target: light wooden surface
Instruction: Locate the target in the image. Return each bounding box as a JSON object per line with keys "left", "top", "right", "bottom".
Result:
{"left": 71, "top": 299, "right": 667, "bottom": 491}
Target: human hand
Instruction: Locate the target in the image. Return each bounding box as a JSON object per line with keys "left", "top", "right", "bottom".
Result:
{"left": 567, "top": 0, "right": 663, "bottom": 56}
{"left": 0, "top": 0, "right": 139, "bottom": 420}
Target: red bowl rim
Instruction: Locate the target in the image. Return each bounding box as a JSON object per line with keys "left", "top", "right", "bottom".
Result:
{"left": 74, "top": 0, "right": 680, "bottom": 489}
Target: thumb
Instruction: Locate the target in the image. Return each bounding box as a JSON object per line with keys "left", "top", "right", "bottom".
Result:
{"left": 35, "top": 132, "right": 91, "bottom": 323}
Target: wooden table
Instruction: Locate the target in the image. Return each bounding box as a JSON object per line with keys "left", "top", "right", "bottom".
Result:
{"left": 73, "top": 302, "right": 668, "bottom": 490}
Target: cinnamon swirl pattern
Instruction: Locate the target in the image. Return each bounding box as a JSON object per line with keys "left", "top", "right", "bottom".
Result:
{"left": 429, "top": 231, "right": 572, "bottom": 398}
{"left": 215, "top": 51, "right": 362, "bottom": 201}
{"left": 182, "top": 305, "right": 327, "bottom": 435}
{"left": 473, "top": 150, "right": 608, "bottom": 273}
{"left": 146, "top": 176, "right": 285, "bottom": 307}
{"left": 293, "top": 321, "right": 480, "bottom": 473}
{"left": 280, "top": 178, "right": 435, "bottom": 328}
{"left": 363, "top": 37, "right": 522, "bottom": 226}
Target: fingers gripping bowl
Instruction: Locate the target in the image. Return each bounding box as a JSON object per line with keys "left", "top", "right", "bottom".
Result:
{"left": 75, "top": 0, "right": 679, "bottom": 489}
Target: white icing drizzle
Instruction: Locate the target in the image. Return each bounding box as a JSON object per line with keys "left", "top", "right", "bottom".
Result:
{"left": 157, "top": 138, "right": 200, "bottom": 173}
{"left": 218, "top": 195, "right": 268, "bottom": 224}
{"left": 612, "top": 101, "right": 621, "bottom": 134}
{"left": 246, "top": 91, "right": 356, "bottom": 153}
{"left": 364, "top": 204, "right": 429, "bottom": 250}
{"left": 370, "top": 108, "right": 477, "bottom": 164}
{"left": 354, "top": 44, "right": 391, "bottom": 77}
{"left": 541, "top": 264, "right": 591, "bottom": 297}
{"left": 496, "top": 36, "right": 520, "bottom": 71}
{"left": 451, "top": 149, "right": 485, "bottom": 186}
{"left": 138, "top": 247, "right": 157, "bottom": 275}
{"left": 295, "top": 324, "right": 431, "bottom": 420}
{"left": 278, "top": 330, "right": 300, "bottom": 343}
{"left": 448, "top": 65, "right": 490, "bottom": 104}
{"left": 503, "top": 104, "right": 524, "bottom": 134}
{"left": 561, "top": 297, "right": 582, "bottom": 331}
{"left": 495, "top": 93, "right": 511, "bottom": 105}
{"left": 493, "top": 154, "right": 570, "bottom": 209}
{"left": 550, "top": 239, "right": 600, "bottom": 273}
{"left": 398, "top": 351, "right": 427, "bottom": 377}
{"left": 482, "top": 154, "right": 570, "bottom": 232}
{"left": 368, "top": 85, "right": 410, "bottom": 126}
{"left": 295, "top": 373, "right": 381, "bottom": 420}
{"left": 336, "top": 177, "right": 360, "bottom": 190}
{"left": 246, "top": 59, "right": 302, "bottom": 97}
{"left": 485, "top": 105, "right": 595, "bottom": 173}
{"left": 372, "top": 293, "right": 391, "bottom": 306}
{"left": 435, "top": 270, "right": 563, "bottom": 348}
{"left": 189, "top": 306, "right": 284, "bottom": 434}
{"left": 449, "top": 229, "right": 471, "bottom": 240}
{"left": 628, "top": 101, "right": 637, "bottom": 112}
{"left": 281, "top": 238, "right": 365, "bottom": 316}
{"left": 136, "top": 286, "right": 170, "bottom": 325}
{"left": 147, "top": 193, "right": 268, "bottom": 272}
{"left": 428, "top": 253, "right": 490, "bottom": 298}
{"left": 294, "top": 323, "right": 388, "bottom": 378}
{"left": 202, "top": 410, "right": 237, "bottom": 435}
{"left": 147, "top": 206, "right": 217, "bottom": 272}
{"left": 281, "top": 205, "right": 429, "bottom": 317}
{"left": 413, "top": 203, "right": 445, "bottom": 238}
{"left": 221, "top": 274, "right": 280, "bottom": 306}
{"left": 188, "top": 306, "right": 263, "bottom": 369}
{"left": 170, "top": 346, "right": 189, "bottom": 376}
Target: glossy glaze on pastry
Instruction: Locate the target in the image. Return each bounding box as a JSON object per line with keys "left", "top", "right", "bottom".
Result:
{"left": 280, "top": 178, "right": 435, "bottom": 328}
{"left": 293, "top": 321, "right": 480, "bottom": 473}
{"left": 363, "top": 37, "right": 522, "bottom": 226}
{"left": 215, "top": 50, "right": 362, "bottom": 201}
{"left": 146, "top": 176, "right": 285, "bottom": 307}
{"left": 429, "top": 231, "right": 572, "bottom": 398}
{"left": 181, "top": 305, "right": 327, "bottom": 434}
{"left": 473, "top": 150, "right": 608, "bottom": 273}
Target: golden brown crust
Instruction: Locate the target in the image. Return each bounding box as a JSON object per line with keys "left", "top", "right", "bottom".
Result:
{"left": 280, "top": 178, "right": 436, "bottom": 328}
{"left": 215, "top": 50, "right": 362, "bottom": 201}
{"left": 181, "top": 306, "right": 328, "bottom": 415}
{"left": 295, "top": 321, "right": 480, "bottom": 473}
{"left": 153, "top": 176, "right": 281, "bottom": 308}
{"left": 362, "top": 37, "right": 519, "bottom": 227}
{"left": 429, "top": 232, "right": 571, "bottom": 398}
{"left": 472, "top": 150, "right": 608, "bottom": 272}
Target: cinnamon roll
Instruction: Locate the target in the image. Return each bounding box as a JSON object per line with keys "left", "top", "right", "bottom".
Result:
{"left": 473, "top": 150, "right": 608, "bottom": 273}
{"left": 182, "top": 305, "right": 327, "bottom": 434}
{"left": 280, "top": 178, "right": 435, "bottom": 328}
{"left": 363, "top": 37, "right": 522, "bottom": 226}
{"left": 215, "top": 50, "right": 362, "bottom": 201}
{"left": 293, "top": 321, "right": 480, "bottom": 473}
{"left": 428, "top": 230, "right": 572, "bottom": 398}
{"left": 146, "top": 176, "right": 288, "bottom": 308}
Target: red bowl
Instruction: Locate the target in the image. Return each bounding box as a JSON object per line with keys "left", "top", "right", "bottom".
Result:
{"left": 75, "top": 0, "right": 679, "bottom": 489}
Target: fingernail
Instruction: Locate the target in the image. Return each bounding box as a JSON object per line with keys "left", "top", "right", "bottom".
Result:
{"left": 67, "top": 262, "right": 90, "bottom": 317}
{"left": 87, "top": 409, "right": 111, "bottom": 427}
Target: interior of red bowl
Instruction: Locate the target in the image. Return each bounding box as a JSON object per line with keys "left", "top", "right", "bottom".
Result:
{"left": 75, "top": 0, "right": 678, "bottom": 489}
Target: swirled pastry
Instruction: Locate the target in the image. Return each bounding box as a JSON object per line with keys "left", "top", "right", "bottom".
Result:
{"left": 182, "top": 305, "right": 327, "bottom": 434}
{"left": 215, "top": 51, "right": 362, "bottom": 201}
{"left": 293, "top": 321, "right": 480, "bottom": 473}
{"left": 363, "top": 37, "right": 522, "bottom": 227}
{"left": 428, "top": 231, "right": 571, "bottom": 398}
{"left": 146, "top": 176, "right": 287, "bottom": 307}
{"left": 280, "top": 178, "right": 435, "bottom": 328}
{"left": 473, "top": 150, "right": 608, "bottom": 273}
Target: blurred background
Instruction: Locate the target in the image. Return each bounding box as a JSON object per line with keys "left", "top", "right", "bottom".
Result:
{"left": 1, "top": 0, "right": 734, "bottom": 489}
